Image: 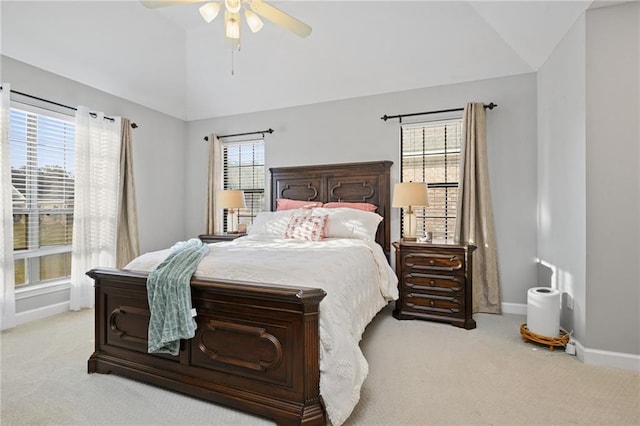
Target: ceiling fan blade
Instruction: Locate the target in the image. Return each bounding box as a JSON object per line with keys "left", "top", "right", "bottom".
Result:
{"left": 250, "top": 0, "right": 312, "bottom": 38}
{"left": 140, "top": 0, "right": 203, "bottom": 9}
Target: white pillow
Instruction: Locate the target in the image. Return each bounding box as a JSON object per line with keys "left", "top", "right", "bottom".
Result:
{"left": 247, "top": 209, "right": 303, "bottom": 236}
{"left": 312, "top": 207, "right": 382, "bottom": 242}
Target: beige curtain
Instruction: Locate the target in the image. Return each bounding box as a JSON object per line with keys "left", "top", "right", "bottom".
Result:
{"left": 205, "top": 134, "right": 223, "bottom": 234}
{"left": 116, "top": 118, "right": 140, "bottom": 268}
{"left": 454, "top": 103, "right": 502, "bottom": 314}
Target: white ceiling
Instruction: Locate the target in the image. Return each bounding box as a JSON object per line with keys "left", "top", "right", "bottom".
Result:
{"left": 1, "top": 0, "right": 596, "bottom": 121}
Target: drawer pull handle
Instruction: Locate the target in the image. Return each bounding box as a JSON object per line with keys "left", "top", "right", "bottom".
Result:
{"left": 430, "top": 280, "right": 435, "bottom": 285}
{"left": 429, "top": 260, "right": 435, "bottom": 265}
{"left": 430, "top": 300, "right": 435, "bottom": 307}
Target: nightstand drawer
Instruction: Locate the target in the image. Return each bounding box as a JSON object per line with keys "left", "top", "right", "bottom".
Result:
{"left": 405, "top": 293, "right": 463, "bottom": 316}
{"left": 403, "top": 272, "right": 464, "bottom": 293}
{"left": 402, "top": 252, "right": 464, "bottom": 272}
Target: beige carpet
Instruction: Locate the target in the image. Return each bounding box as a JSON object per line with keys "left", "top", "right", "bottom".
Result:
{"left": 1, "top": 304, "right": 638, "bottom": 425}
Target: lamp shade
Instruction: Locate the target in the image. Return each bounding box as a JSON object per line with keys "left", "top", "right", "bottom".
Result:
{"left": 392, "top": 182, "right": 429, "bottom": 208}
{"left": 216, "top": 190, "right": 246, "bottom": 209}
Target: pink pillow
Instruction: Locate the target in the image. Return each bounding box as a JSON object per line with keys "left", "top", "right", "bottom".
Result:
{"left": 276, "top": 198, "right": 323, "bottom": 211}
{"left": 322, "top": 202, "right": 377, "bottom": 212}
{"left": 284, "top": 211, "right": 328, "bottom": 241}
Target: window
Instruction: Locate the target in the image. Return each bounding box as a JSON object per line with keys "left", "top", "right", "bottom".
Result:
{"left": 10, "top": 106, "right": 75, "bottom": 287}
{"left": 400, "top": 117, "right": 462, "bottom": 241}
{"left": 222, "top": 138, "right": 264, "bottom": 232}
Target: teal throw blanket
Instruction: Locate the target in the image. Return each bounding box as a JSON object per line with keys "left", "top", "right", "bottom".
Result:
{"left": 146, "top": 238, "right": 209, "bottom": 355}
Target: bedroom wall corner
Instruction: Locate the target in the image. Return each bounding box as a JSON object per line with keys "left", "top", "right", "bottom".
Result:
{"left": 536, "top": 13, "right": 587, "bottom": 347}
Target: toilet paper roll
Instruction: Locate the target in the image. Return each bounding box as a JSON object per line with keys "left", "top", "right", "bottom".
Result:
{"left": 527, "top": 287, "right": 561, "bottom": 337}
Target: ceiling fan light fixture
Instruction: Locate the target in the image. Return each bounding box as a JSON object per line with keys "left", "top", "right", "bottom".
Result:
{"left": 140, "top": 0, "right": 311, "bottom": 60}
{"left": 225, "top": 16, "right": 241, "bottom": 39}
{"left": 225, "top": 0, "right": 242, "bottom": 14}
{"left": 244, "top": 9, "right": 263, "bottom": 33}
{"left": 199, "top": 2, "right": 221, "bottom": 23}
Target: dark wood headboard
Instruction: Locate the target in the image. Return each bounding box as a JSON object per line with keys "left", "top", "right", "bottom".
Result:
{"left": 270, "top": 161, "right": 393, "bottom": 256}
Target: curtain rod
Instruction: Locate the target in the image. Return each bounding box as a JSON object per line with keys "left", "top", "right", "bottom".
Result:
{"left": 203, "top": 128, "right": 274, "bottom": 141}
{"left": 0, "top": 87, "right": 138, "bottom": 128}
{"left": 381, "top": 102, "right": 497, "bottom": 122}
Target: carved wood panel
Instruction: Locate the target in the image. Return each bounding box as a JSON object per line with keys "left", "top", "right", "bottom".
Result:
{"left": 195, "top": 319, "right": 283, "bottom": 372}
{"left": 189, "top": 312, "right": 293, "bottom": 388}
{"left": 274, "top": 179, "right": 322, "bottom": 202}
{"left": 104, "top": 294, "right": 179, "bottom": 361}
{"left": 327, "top": 176, "right": 377, "bottom": 203}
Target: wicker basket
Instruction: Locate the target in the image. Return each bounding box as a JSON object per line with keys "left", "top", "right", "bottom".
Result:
{"left": 520, "top": 323, "right": 569, "bottom": 351}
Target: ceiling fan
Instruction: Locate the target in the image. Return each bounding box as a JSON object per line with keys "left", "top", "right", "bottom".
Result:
{"left": 141, "top": 0, "right": 312, "bottom": 50}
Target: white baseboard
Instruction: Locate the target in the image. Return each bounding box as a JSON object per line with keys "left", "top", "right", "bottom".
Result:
{"left": 501, "top": 302, "right": 526, "bottom": 315}
{"left": 581, "top": 344, "right": 640, "bottom": 371}
{"left": 16, "top": 301, "right": 70, "bottom": 326}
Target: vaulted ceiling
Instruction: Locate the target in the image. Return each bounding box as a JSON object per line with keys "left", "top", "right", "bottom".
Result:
{"left": 1, "top": 1, "right": 595, "bottom": 121}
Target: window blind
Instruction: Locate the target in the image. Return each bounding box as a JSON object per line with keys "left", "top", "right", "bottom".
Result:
{"left": 222, "top": 138, "right": 264, "bottom": 231}
{"left": 401, "top": 118, "right": 462, "bottom": 241}
{"left": 10, "top": 107, "right": 75, "bottom": 285}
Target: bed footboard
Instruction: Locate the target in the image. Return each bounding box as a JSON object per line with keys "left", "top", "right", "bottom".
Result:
{"left": 87, "top": 268, "right": 327, "bottom": 426}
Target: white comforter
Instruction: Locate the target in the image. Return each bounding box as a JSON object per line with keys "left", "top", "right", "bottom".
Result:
{"left": 126, "top": 234, "right": 398, "bottom": 425}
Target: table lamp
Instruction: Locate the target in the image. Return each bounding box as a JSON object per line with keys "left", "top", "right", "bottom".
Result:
{"left": 392, "top": 182, "right": 429, "bottom": 241}
{"left": 216, "top": 189, "right": 246, "bottom": 233}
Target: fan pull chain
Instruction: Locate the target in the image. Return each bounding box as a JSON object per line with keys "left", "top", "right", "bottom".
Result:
{"left": 231, "top": 49, "right": 235, "bottom": 75}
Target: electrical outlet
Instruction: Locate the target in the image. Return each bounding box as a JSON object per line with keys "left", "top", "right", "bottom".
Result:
{"left": 566, "top": 294, "right": 574, "bottom": 310}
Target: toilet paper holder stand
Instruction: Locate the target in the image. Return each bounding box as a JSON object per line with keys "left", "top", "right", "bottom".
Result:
{"left": 520, "top": 323, "right": 570, "bottom": 351}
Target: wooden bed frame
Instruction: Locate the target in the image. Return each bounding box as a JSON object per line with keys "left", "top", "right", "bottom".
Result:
{"left": 87, "top": 160, "right": 392, "bottom": 426}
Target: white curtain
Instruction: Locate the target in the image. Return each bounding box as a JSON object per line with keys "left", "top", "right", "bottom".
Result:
{"left": 0, "top": 83, "right": 16, "bottom": 330}
{"left": 205, "top": 134, "right": 223, "bottom": 234}
{"left": 70, "top": 107, "right": 121, "bottom": 311}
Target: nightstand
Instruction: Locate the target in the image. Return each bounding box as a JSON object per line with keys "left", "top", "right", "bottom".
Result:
{"left": 198, "top": 233, "right": 246, "bottom": 244}
{"left": 393, "top": 240, "right": 476, "bottom": 329}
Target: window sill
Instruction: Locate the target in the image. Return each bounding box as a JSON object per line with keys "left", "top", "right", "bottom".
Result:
{"left": 15, "top": 279, "right": 71, "bottom": 301}
{"left": 13, "top": 245, "right": 71, "bottom": 260}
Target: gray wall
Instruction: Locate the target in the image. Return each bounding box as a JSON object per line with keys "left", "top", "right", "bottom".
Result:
{"left": 537, "top": 2, "right": 640, "bottom": 360}
{"left": 186, "top": 73, "right": 539, "bottom": 308}
{"left": 585, "top": 2, "right": 639, "bottom": 356}
{"left": 537, "top": 17, "right": 587, "bottom": 345}
{"left": 2, "top": 56, "right": 188, "bottom": 254}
